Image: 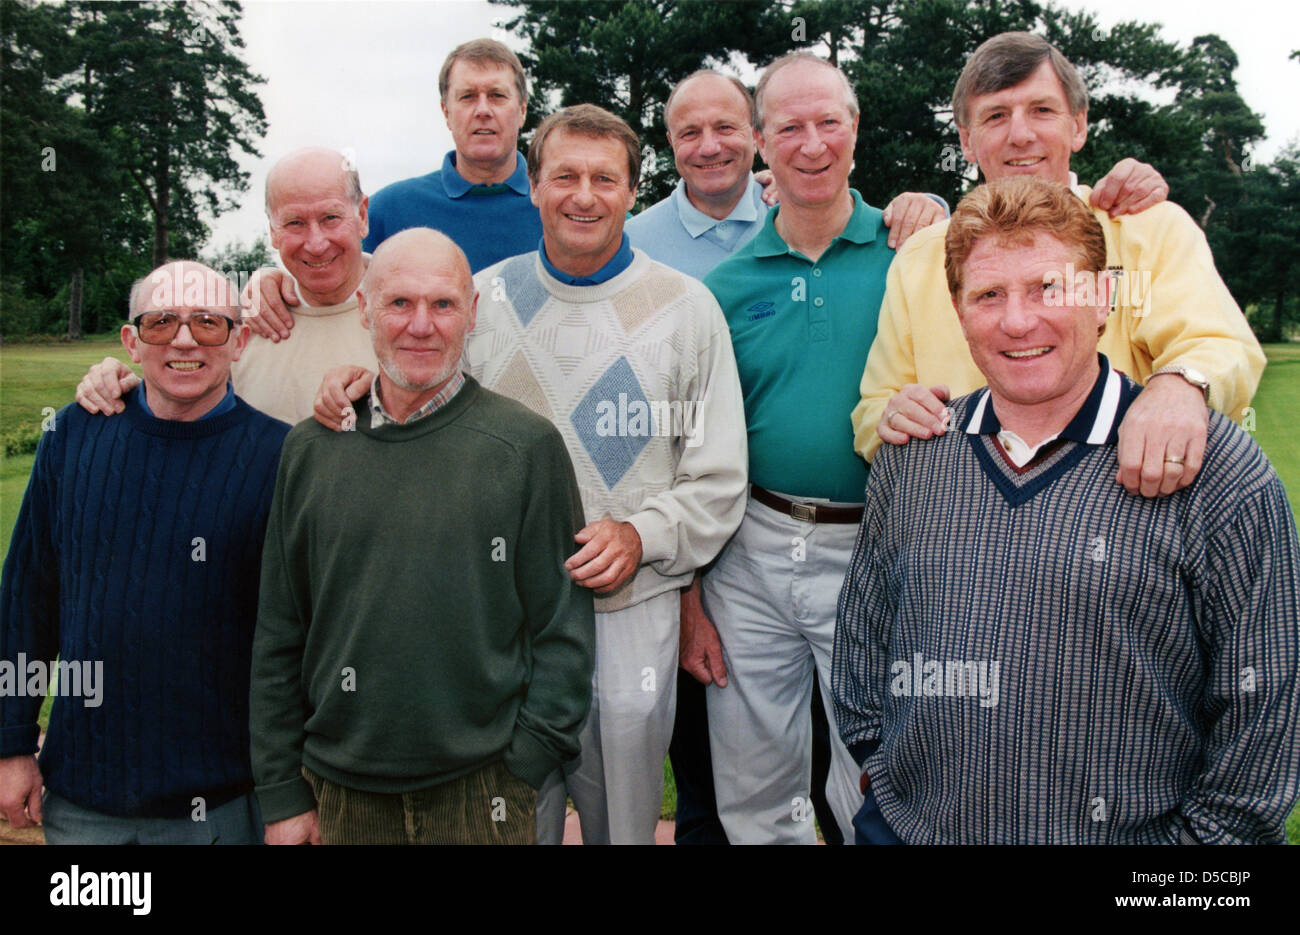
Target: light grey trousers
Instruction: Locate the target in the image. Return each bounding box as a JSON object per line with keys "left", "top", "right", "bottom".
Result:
{"left": 704, "top": 494, "right": 861, "bottom": 844}
{"left": 536, "top": 589, "right": 680, "bottom": 844}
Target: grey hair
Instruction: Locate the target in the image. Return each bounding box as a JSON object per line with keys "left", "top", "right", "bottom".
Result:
{"left": 753, "top": 52, "right": 858, "bottom": 131}
{"left": 664, "top": 69, "right": 755, "bottom": 129}
{"left": 952, "top": 32, "right": 1089, "bottom": 128}
{"left": 264, "top": 152, "right": 364, "bottom": 216}
{"left": 127, "top": 262, "right": 241, "bottom": 321}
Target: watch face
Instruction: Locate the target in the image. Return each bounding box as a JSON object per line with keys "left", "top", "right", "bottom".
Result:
{"left": 1183, "top": 367, "right": 1209, "bottom": 388}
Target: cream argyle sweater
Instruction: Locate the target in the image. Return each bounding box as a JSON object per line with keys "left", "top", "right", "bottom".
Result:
{"left": 467, "top": 248, "right": 748, "bottom": 613}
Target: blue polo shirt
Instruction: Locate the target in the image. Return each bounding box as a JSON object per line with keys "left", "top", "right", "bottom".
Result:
{"left": 705, "top": 189, "right": 893, "bottom": 503}
{"left": 363, "top": 151, "right": 543, "bottom": 273}
{"left": 138, "top": 381, "right": 238, "bottom": 420}
{"left": 539, "top": 234, "right": 634, "bottom": 285}
{"left": 626, "top": 176, "right": 769, "bottom": 281}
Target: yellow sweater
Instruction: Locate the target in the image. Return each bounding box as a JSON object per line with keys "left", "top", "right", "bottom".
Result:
{"left": 853, "top": 186, "right": 1266, "bottom": 461}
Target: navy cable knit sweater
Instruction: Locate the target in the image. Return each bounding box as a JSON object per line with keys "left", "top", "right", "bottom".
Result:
{"left": 0, "top": 389, "right": 288, "bottom": 817}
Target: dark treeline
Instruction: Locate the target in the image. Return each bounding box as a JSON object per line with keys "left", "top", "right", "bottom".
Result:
{"left": 1, "top": 0, "right": 265, "bottom": 338}
{"left": 2, "top": 0, "right": 1297, "bottom": 339}
{"left": 499, "top": 0, "right": 1300, "bottom": 340}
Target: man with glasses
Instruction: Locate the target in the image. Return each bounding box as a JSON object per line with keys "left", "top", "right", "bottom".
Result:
{"left": 73, "top": 147, "right": 377, "bottom": 426}
{"left": 0, "top": 261, "right": 290, "bottom": 844}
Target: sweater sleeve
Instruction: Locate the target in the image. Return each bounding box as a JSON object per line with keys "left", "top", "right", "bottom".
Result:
{"left": 853, "top": 246, "right": 923, "bottom": 464}
{"left": 1111, "top": 200, "right": 1265, "bottom": 421}
{"left": 249, "top": 436, "right": 317, "bottom": 823}
{"left": 832, "top": 445, "right": 899, "bottom": 767}
{"left": 1180, "top": 459, "right": 1300, "bottom": 843}
{"left": 0, "top": 428, "right": 62, "bottom": 758}
{"left": 504, "top": 428, "right": 596, "bottom": 789}
{"left": 625, "top": 294, "right": 748, "bottom": 575}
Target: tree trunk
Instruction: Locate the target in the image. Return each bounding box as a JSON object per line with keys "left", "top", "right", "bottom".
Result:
{"left": 64, "top": 267, "right": 84, "bottom": 341}
{"left": 152, "top": 159, "right": 169, "bottom": 269}
{"left": 1200, "top": 194, "right": 1216, "bottom": 229}
{"left": 1274, "top": 290, "right": 1285, "bottom": 343}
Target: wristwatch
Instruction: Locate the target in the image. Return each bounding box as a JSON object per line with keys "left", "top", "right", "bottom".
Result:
{"left": 1152, "top": 365, "right": 1210, "bottom": 402}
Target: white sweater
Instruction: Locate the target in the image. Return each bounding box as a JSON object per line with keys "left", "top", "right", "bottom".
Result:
{"left": 467, "top": 248, "right": 748, "bottom": 613}
{"left": 232, "top": 288, "right": 377, "bottom": 425}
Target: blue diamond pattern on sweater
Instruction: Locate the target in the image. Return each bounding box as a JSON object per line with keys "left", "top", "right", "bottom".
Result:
{"left": 498, "top": 254, "right": 549, "bottom": 328}
{"left": 572, "top": 356, "right": 651, "bottom": 489}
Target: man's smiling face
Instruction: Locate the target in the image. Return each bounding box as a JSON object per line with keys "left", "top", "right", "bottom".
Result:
{"left": 755, "top": 60, "right": 859, "bottom": 211}
{"left": 958, "top": 59, "right": 1087, "bottom": 187}
{"left": 666, "top": 73, "right": 754, "bottom": 211}
{"left": 267, "top": 151, "right": 368, "bottom": 307}
{"left": 121, "top": 261, "right": 250, "bottom": 421}
{"left": 530, "top": 128, "right": 637, "bottom": 277}
{"left": 955, "top": 230, "right": 1107, "bottom": 413}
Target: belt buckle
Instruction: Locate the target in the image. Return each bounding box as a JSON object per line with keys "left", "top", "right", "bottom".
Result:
{"left": 791, "top": 502, "right": 816, "bottom": 523}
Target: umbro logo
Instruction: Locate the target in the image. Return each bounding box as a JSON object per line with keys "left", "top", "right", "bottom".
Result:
{"left": 746, "top": 301, "right": 776, "bottom": 321}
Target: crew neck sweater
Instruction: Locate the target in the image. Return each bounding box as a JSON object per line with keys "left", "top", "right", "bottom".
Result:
{"left": 250, "top": 376, "right": 595, "bottom": 822}
{"left": 231, "top": 287, "right": 378, "bottom": 425}
{"left": 467, "top": 248, "right": 748, "bottom": 613}
{"left": 0, "top": 389, "right": 290, "bottom": 817}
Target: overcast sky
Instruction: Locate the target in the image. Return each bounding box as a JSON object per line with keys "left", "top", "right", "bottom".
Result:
{"left": 208, "top": 0, "right": 1300, "bottom": 252}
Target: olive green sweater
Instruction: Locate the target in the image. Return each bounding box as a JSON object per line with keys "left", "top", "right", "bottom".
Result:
{"left": 250, "top": 377, "right": 595, "bottom": 823}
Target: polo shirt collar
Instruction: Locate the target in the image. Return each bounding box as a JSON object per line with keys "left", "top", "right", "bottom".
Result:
{"left": 749, "top": 188, "right": 880, "bottom": 258}
{"left": 965, "top": 354, "right": 1124, "bottom": 446}
{"left": 138, "top": 381, "right": 237, "bottom": 421}
{"left": 673, "top": 175, "right": 760, "bottom": 238}
{"left": 538, "top": 233, "right": 634, "bottom": 286}
{"left": 440, "top": 151, "right": 530, "bottom": 199}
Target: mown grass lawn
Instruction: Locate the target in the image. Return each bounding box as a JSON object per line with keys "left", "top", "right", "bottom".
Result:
{"left": 1, "top": 338, "right": 1298, "bottom": 840}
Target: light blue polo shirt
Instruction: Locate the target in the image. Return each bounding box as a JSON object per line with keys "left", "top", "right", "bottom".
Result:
{"left": 705, "top": 189, "right": 893, "bottom": 503}
{"left": 626, "top": 176, "right": 769, "bottom": 281}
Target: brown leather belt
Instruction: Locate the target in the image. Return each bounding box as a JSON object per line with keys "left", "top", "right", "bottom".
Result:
{"left": 750, "top": 484, "right": 864, "bottom": 524}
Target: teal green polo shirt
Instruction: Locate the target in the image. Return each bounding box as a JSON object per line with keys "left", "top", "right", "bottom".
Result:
{"left": 704, "top": 190, "right": 893, "bottom": 503}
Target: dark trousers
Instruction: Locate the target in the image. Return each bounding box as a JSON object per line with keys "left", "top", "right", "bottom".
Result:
{"left": 304, "top": 760, "right": 536, "bottom": 845}
{"left": 670, "top": 668, "right": 843, "bottom": 845}
{"left": 852, "top": 786, "right": 904, "bottom": 845}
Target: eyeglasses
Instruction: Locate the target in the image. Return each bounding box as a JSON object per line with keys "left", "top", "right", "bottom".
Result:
{"left": 131, "top": 311, "right": 239, "bottom": 346}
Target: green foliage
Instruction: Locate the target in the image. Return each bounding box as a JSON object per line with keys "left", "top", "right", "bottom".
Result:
{"left": 495, "top": 0, "right": 787, "bottom": 204}
{"left": 1, "top": 426, "right": 43, "bottom": 458}
{"left": 498, "top": 0, "right": 1291, "bottom": 336}
{"left": 73, "top": 0, "right": 268, "bottom": 266}
{"left": 0, "top": 276, "right": 60, "bottom": 337}
{"left": 203, "top": 236, "right": 273, "bottom": 278}
{"left": 0, "top": 0, "right": 266, "bottom": 338}
{"left": 1218, "top": 146, "right": 1300, "bottom": 341}
{"left": 0, "top": 0, "right": 128, "bottom": 336}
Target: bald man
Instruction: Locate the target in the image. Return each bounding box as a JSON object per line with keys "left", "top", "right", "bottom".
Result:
{"left": 0, "top": 261, "right": 290, "bottom": 844}
{"left": 74, "top": 147, "right": 379, "bottom": 425}
{"left": 249, "top": 229, "right": 594, "bottom": 846}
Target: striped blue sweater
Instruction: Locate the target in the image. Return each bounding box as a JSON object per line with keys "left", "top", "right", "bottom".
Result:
{"left": 0, "top": 389, "right": 288, "bottom": 817}
{"left": 833, "top": 364, "right": 1300, "bottom": 844}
